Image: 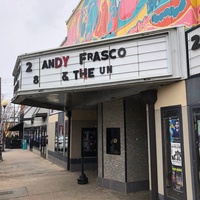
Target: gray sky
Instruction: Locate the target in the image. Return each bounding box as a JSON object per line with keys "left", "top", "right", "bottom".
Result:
{"left": 0, "top": 0, "right": 80, "bottom": 103}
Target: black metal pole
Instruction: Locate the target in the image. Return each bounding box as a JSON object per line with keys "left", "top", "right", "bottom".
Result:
{"left": 77, "top": 156, "right": 88, "bottom": 184}
{"left": 0, "top": 133, "right": 2, "bottom": 161}
{"left": 67, "top": 110, "right": 71, "bottom": 171}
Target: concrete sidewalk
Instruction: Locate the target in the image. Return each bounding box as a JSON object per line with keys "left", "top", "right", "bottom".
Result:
{"left": 0, "top": 149, "right": 150, "bottom": 200}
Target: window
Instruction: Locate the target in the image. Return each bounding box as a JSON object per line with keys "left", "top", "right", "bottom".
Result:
{"left": 55, "top": 121, "right": 68, "bottom": 153}
{"left": 106, "top": 128, "right": 120, "bottom": 155}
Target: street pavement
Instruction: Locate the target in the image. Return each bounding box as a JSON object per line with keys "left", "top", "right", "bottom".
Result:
{"left": 0, "top": 149, "right": 150, "bottom": 200}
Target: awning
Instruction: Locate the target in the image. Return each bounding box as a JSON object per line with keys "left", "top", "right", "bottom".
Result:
{"left": 8, "top": 122, "right": 23, "bottom": 132}
{"left": 32, "top": 113, "right": 47, "bottom": 119}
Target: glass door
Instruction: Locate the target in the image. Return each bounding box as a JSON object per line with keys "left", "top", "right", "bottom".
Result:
{"left": 82, "top": 128, "right": 97, "bottom": 157}
{"left": 192, "top": 108, "right": 200, "bottom": 199}
{"left": 161, "top": 106, "right": 186, "bottom": 200}
{"left": 41, "top": 126, "right": 47, "bottom": 158}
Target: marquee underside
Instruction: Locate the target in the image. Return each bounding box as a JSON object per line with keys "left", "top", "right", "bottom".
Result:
{"left": 12, "top": 78, "right": 180, "bottom": 111}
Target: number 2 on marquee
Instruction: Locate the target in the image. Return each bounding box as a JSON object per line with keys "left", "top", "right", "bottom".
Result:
{"left": 191, "top": 35, "right": 200, "bottom": 50}
{"left": 26, "top": 62, "right": 32, "bottom": 72}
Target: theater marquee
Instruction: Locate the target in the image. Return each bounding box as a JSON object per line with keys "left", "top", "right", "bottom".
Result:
{"left": 13, "top": 26, "right": 187, "bottom": 96}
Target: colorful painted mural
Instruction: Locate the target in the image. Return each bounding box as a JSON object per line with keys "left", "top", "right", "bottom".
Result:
{"left": 65, "top": 0, "right": 200, "bottom": 45}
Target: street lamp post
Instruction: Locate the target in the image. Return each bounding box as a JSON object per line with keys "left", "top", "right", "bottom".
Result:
{"left": 0, "top": 99, "right": 8, "bottom": 160}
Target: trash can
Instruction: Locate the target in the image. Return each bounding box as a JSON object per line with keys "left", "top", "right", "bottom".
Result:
{"left": 22, "top": 139, "right": 27, "bottom": 150}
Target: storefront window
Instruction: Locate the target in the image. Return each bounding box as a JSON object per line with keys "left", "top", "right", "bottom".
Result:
{"left": 55, "top": 121, "right": 68, "bottom": 154}
{"left": 41, "top": 126, "right": 47, "bottom": 157}
{"left": 106, "top": 128, "right": 120, "bottom": 155}
{"left": 161, "top": 106, "right": 186, "bottom": 200}
{"left": 32, "top": 126, "right": 47, "bottom": 152}
{"left": 33, "top": 127, "right": 40, "bottom": 148}
{"left": 55, "top": 122, "right": 63, "bottom": 152}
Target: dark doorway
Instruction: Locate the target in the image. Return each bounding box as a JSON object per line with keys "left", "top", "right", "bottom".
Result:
{"left": 82, "top": 128, "right": 97, "bottom": 157}
{"left": 192, "top": 108, "right": 200, "bottom": 199}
